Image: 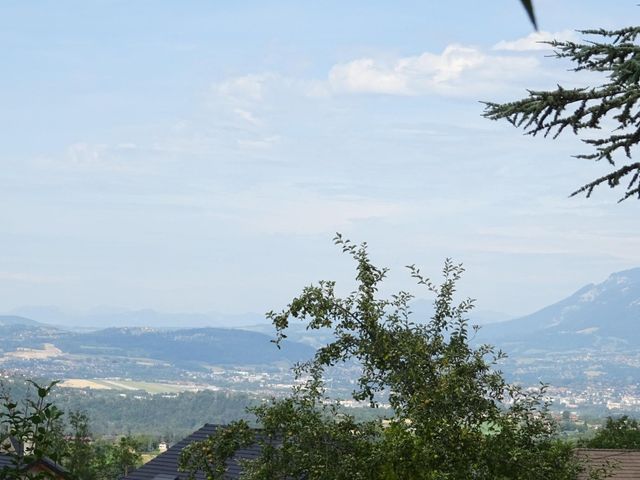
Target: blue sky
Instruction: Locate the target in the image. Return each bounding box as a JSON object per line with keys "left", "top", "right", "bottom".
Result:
{"left": 1, "top": 0, "right": 639, "bottom": 320}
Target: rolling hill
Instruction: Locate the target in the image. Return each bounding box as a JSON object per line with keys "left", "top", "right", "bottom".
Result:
{"left": 54, "top": 326, "right": 314, "bottom": 366}
{"left": 0, "top": 315, "right": 42, "bottom": 327}
{"left": 0, "top": 319, "right": 314, "bottom": 367}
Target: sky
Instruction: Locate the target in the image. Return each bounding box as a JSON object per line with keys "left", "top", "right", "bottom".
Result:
{"left": 1, "top": 0, "right": 639, "bottom": 321}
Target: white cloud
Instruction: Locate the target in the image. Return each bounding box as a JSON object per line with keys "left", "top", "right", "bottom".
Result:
{"left": 492, "top": 30, "right": 578, "bottom": 51}
{"left": 189, "top": 186, "right": 406, "bottom": 235}
{"left": 329, "top": 58, "right": 411, "bottom": 95}
{"left": 328, "top": 44, "right": 539, "bottom": 96}
{"left": 67, "top": 142, "right": 108, "bottom": 166}
{"left": 212, "top": 75, "right": 276, "bottom": 128}
{"left": 212, "top": 33, "right": 585, "bottom": 101}
{"left": 236, "top": 135, "right": 281, "bottom": 150}
{"left": 214, "top": 73, "right": 327, "bottom": 104}
{"left": 216, "top": 73, "right": 276, "bottom": 103}
{"left": 30, "top": 142, "right": 155, "bottom": 175}
{"left": 62, "top": 142, "right": 146, "bottom": 173}
{"left": 243, "top": 194, "right": 404, "bottom": 235}
{"left": 233, "top": 108, "right": 262, "bottom": 126}
{"left": 208, "top": 73, "right": 330, "bottom": 149}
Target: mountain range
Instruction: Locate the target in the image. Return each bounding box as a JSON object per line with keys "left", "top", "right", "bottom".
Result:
{"left": 479, "top": 267, "right": 640, "bottom": 353}
{"left": 4, "top": 306, "right": 270, "bottom": 329}
{"left": 2, "top": 267, "right": 639, "bottom": 366}
{"left": 242, "top": 267, "right": 640, "bottom": 354}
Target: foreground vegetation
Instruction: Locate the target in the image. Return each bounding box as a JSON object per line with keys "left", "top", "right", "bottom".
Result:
{"left": 2, "top": 242, "right": 638, "bottom": 479}
{"left": 0, "top": 379, "right": 256, "bottom": 439}
{"left": 180, "top": 237, "right": 605, "bottom": 480}
{"left": 0, "top": 381, "right": 145, "bottom": 480}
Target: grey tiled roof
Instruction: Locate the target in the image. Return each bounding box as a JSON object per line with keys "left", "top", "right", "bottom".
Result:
{"left": 577, "top": 449, "right": 640, "bottom": 479}
{"left": 124, "top": 424, "right": 261, "bottom": 480}
{"left": 0, "top": 454, "right": 14, "bottom": 469}
{"left": 0, "top": 453, "right": 69, "bottom": 479}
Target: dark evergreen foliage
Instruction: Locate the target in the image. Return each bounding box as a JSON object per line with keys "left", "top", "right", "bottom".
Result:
{"left": 520, "top": 0, "right": 537, "bottom": 29}
{"left": 483, "top": 26, "right": 640, "bottom": 201}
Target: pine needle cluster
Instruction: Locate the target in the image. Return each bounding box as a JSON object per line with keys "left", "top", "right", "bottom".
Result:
{"left": 483, "top": 26, "right": 640, "bottom": 201}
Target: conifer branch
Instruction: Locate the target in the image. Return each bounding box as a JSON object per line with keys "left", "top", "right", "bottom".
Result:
{"left": 483, "top": 26, "right": 640, "bottom": 201}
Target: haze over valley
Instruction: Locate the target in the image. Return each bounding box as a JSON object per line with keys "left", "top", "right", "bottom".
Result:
{"left": 2, "top": 267, "right": 640, "bottom": 417}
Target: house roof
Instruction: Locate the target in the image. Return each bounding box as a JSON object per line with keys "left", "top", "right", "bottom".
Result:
{"left": 0, "top": 453, "right": 69, "bottom": 479}
{"left": 123, "top": 424, "right": 261, "bottom": 480}
{"left": 576, "top": 448, "right": 640, "bottom": 479}
{"left": 0, "top": 454, "right": 14, "bottom": 470}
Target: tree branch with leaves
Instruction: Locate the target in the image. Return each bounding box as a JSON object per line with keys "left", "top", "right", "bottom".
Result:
{"left": 0, "top": 381, "right": 64, "bottom": 480}
{"left": 181, "top": 236, "right": 604, "bottom": 479}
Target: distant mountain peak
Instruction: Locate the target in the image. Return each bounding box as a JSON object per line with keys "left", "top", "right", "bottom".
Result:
{"left": 480, "top": 266, "right": 640, "bottom": 352}
{"left": 605, "top": 266, "right": 640, "bottom": 283}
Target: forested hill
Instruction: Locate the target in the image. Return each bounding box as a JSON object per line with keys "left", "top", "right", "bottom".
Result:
{"left": 0, "top": 322, "right": 314, "bottom": 366}
{"left": 0, "top": 315, "right": 42, "bottom": 326}
{"left": 55, "top": 327, "right": 314, "bottom": 365}
{"left": 479, "top": 267, "right": 640, "bottom": 352}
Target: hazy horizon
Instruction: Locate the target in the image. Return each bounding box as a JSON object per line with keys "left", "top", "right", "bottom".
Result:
{"left": 2, "top": 1, "right": 639, "bottom": 322}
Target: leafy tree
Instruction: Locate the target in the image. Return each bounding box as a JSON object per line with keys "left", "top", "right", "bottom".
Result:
{"left": 0, "top": 379, "right": 147, "bottom": 480}
{"left": 90, "top": 441, "right": 119, "bottom": 480}
{"left": 129, "top": 434, "right": 158, "bottom": 453}
{"left": 83, "top": 435, "right": 142, "bottom": 480}
{"left": 110, "top": 436, "right": 142, "bottom": 478}
{"left": 65, "top": 411, "right": 95, "bottom": 480}
{"left": 0, "top": 381, "right": 64, "bottom": 480}
{"left": 483, "top": 26, "right": 640, "bottom": 201}
{"left": 181, "top": 236, "right": 602, "bottom": 479}
{"left": 179, "top": 421, "right": 254, "bottom": 480}
{"left": 580, "top": 416, "right": 640, "bottom": 449}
